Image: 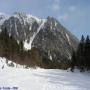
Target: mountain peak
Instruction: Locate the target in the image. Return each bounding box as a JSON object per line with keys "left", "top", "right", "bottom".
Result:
{"left": 0, "top": 12, "right": 10, "bottom": 25}
{"left": 13, "top": 12, "right": 44, "bottom": 24}
{"left": 0, "top": 12, "right": 79, "bottom": 65}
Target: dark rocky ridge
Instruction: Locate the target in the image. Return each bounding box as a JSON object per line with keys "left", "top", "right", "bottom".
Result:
{"left": 32, "top": 17, "right": 79, "bottom": 62}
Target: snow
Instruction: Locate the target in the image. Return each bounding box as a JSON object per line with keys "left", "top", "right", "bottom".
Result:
{"left": 9, "top": 19, "right": 12, "bottom": 36}
{"left": 0, "top": 12, "right": 47, "bottom": 50}
{"left": 0, "top": 12, "right": 10, "bottom": 25}
{"left": 27, "top": 14, "right": 42, "bottom": 24}
{"left": 48, "top": 51, "right": 52, "bottom": 61}
{"left": 50, "top": 55, "right": 52, "bottom": 60}
{"left": 0, "top": 28, "right": 2, "bottom": 32}
{"left": 68, "top": 52, "right": 72, "bottom": 60}
{"left": 0, "top": 68, "right": 90, "bottom": 90}
{"left": 17, "top": 40, "right": 19, "bottom": 44}
{"left": 0, "top": 57, "right": 90, "bottom": 90}
{"left": 29, "top": 26, "right": 32, "bottom": 31}
{"left": 66, "top": 33, "right": 71, "bottom": 45}
{"left": 24, "top": 39, "right": 32, "bottom": 50}
{"left": 24, "top": 19, "right": 46, "bottom": 50}
{"left": 0, "top": 12, "right": 35, "bottom": 27}
{"left": 55, "top": 21, "right": 57, "bottom": 27}
{"left": 0, "top": 57, "right": 24, "bottom": 69}
{"left": 13, "top": 12, "right": 42, "bottom": 26}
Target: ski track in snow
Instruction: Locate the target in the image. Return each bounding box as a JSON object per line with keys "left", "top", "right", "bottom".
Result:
{"left": 0, "top": 67, "right": 90, "bottom": 90}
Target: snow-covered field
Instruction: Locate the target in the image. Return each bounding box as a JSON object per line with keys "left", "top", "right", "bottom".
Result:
{"left": 0, "top": 58, "right": 90, "bottom": 90}
{"left": 0, "top": 68, "right": 90, "bottom": 90}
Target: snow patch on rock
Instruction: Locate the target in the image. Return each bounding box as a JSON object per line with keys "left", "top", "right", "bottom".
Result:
{"left": 13, "top": 12, "right": 42, "bottom": 26}
{"left": 24, "top": 19, "right": 46, "bottom": 50}
{"left": 66, "top": 33, "right": 71, "bottom": 45}
{"left": 0, "top": 13, "right": 10, "bottom": 25}
{"left": 55, "top": 21, "right": 57, "bottom": 27}
{"left": 50, "top": 55, "right": 52, "bottom": 60}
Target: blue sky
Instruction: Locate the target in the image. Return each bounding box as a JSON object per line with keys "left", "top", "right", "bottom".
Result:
{"left": 0, "top": 0, "right": 90, "bottom": 39}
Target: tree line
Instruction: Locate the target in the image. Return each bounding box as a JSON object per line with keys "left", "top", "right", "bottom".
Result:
{"left": 2, "top": 27, "right": 87, "bottom": 69}
{"left": 0, "top": 27, "right": 43, "bottom": 68}
{"left": 71, "top": 35, "right": 90, "bottom": 72}
{"left": 0, "top": 27, "right": 63, "bottom": 69}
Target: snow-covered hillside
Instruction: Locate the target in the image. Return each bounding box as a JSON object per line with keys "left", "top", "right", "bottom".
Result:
{"left": 0, "top": 58, "right": 90, "bottom": 90}
{"left": 0, "top": 57, "right": 24, "bottom": 69}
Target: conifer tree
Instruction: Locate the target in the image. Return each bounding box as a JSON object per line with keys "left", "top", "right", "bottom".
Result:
{"left": 71, "top": 50, "right": 76, "bottom": 72}
{"left": 19, "top": 41, "right": 23, "bottom": 51}
{"left": 84, "top": 35, "right": 90, "bottom": 70}
{"left": 71, "top": 35, "right": 90, "bottom": 71}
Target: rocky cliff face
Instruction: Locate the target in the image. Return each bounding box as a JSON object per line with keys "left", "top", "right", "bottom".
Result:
{"left": 32, "top": 17, "right": 78, "bottom": 62}
{"left": 0, "top": 12, "right": 79, "bottom": 65}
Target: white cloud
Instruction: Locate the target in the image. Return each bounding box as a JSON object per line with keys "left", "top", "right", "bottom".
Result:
{"left": 58, "top": 6, "right": 77, "bottom": 21}
{"left": 68, "top": 6, "right": 76, "bottom": 12}
{"left": 52, "top": 4, "right": 60, "bottom": 11}
{"left": 58, "top": 13, "right": 69, "bottom": 21}
{"left": 50, "top": 0, "right": 61, "bottom": 11}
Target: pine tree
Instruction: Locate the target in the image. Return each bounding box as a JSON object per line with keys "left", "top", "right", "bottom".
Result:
{"left": 84, "top": 35, "right": 90, "bottom": 70}
{"left": 19, "top": 41, "right": 23, "bottom": 51}
{"left": 71, "top": 50, "right": 76, "bottom": 72}
{"left": 1, "top": 27, "right": 9, "bottom": 57}
{"left": 76, "top": 35, "right": 85, "bottom": 71}
{"left": 71, "top": 35, "right": 90, "bottom": 72}
{"left": 71, "top": 35, "right": 85, "bottom": 71}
